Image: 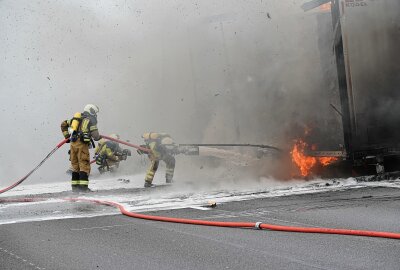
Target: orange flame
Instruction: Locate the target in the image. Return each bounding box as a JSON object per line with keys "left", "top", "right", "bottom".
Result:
{"left": 291, "top": 140, "right": 317, "bottom": 177}
{"left": 291, "top": 140, "right": 338, "bottom": 177}
{"left": 319, "top": 157, "right": 338, "bottom": 166}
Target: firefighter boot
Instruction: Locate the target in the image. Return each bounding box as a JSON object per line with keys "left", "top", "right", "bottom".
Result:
{"left": 98, "top": 166, "right": 107, "bottom": 174}
{"left": 166, "top": 175, "right": 173, "bottom": 184}
{"left": 144, "top": 181, "right": 155, "bottom": 188}
{"left": 144, "top": 160, "right": 158, "bottom": 187}
{"left": 71, "top": 171, "right": 80, "bottom": 192}
{"left": 78, "top": 171, "right": 92, "bottom": 192}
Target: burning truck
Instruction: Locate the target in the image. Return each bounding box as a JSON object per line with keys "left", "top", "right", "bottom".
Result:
{"left": 289, "top": 0, "right": 400, "bottom": 178}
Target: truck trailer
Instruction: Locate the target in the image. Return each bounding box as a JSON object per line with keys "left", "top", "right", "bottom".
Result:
{"left": 331, "top": 0, "right": 400, "bottom": 174}
{"left": 303, "top": 0, "right": 400, "bottom": 176}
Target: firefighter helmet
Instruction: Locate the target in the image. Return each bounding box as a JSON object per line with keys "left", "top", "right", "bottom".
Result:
{"left": 142, "top": 133, "right": 151, "bottom": 140}
{"left": 84, "top": 104, "right": 99, "bottom": 116}
{"left": 161, "top": 137, "right": 174, "bottom": 145}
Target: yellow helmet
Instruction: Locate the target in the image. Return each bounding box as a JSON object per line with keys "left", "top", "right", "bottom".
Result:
{"left": 142, "top": 132, "right": 171, "bottom": 142}
{"left": 161, "top": 137, "right": 174, "bottom": 145}
{"left": 142, "top": 132, "right": 161, "bottom": 140}
{"left": 142, "top": 132, "right": 151, "bottom": 140}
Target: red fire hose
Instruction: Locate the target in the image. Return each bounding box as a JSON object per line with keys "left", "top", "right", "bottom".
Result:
{"left": 0, "top": 135, "right": 147, "bottom": 194}
{"left": 1, "top": 190, "right": 399, "bottom": 240}
{"left": 0, "top": 138, "right": 69, "bottom": 194}
{"left": 1, "top": 137, "right": 400, "bottom": 240}
{"left": 63, "top": 197, "right": 400, "bottom": 240}
{"left": 100, "top": 135, "right": 150, "bottom": 153}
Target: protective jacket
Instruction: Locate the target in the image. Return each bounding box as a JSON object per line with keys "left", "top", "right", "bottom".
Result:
{"left": 95, "top": 141, "right": 123, "bottom": 164}
{"left": 143, "top": 133, "right": 177, "bottom": 160}
{"left": 61, "top": 112, "right": 100, "bottom": 143}
{"left": 94, "top": 139, "right": 106, "bottom": 154}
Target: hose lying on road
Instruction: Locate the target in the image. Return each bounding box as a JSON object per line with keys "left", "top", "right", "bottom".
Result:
{"left": 0, "top": 138, "right": 69, "bottom": 194}
{"left": 1, "top": 136, "right": 399, "bottom": 240}
{"left": 1, "top": 196, "right": 399, "bottom": 240}
{"left": 65, "top": 197, "right": 400, "bottom": 240}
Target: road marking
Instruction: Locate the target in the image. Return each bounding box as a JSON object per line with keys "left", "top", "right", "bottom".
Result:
{"left": 1, "top": 246, "right": 45, "bottom": 269}
{"left": 71, "top": 223, "right": 133, "bottom": 231}
{"left": 190, "top": 206, "right": 212, "bottom": 211}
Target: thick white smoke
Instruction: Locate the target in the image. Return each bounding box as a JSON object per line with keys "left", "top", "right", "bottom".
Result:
{"left": 0, "top": 0, "right": 341, "bottom": 186}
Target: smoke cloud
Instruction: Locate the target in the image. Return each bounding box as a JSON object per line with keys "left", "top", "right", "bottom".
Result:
{"left": 0, "top": 0, "right": 342, "bottom": 185}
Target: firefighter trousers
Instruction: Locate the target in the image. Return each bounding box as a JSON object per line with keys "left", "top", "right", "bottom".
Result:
{"left": 70, "top": 140, "right": 91, "bottom": 189}
{"left": 145, "top": 154, "right": 175, "bottom": 184}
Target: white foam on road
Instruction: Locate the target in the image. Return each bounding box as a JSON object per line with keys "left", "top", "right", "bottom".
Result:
{"left": 1, "top": 173, "right": 147, "bottom": 196}
{"left": 0, "top": 174, "right": 399, "bottom": 225}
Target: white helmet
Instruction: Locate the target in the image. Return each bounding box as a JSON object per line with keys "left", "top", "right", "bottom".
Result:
{"left": 84, "top": 104, "right": 99, "bottom": 116}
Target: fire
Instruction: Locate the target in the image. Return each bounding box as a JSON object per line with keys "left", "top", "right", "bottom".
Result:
{"left": 291, "top": 140, "right": 317, "bottom": 177}
{"left": 319, "top": 156, "right": 338, "bottom": 166}
{"left": 291, "top": 140, "right": 338, "bottom": 177}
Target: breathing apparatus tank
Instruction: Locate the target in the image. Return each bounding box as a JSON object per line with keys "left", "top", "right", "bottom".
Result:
{"left": 69, "top": 112, "right": 82, "bottom": 142}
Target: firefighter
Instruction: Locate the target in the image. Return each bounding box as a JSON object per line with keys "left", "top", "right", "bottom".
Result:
{"left": 61, "top": 104, "right": 101, "bottom": 192}
{"left": 94, "top": 134, "right": 131, "bottom": 174}
{"left": 138, "top": 132, "right": 177, "bottom": 187}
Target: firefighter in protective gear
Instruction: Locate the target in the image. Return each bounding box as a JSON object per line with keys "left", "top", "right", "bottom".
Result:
{"left": 139, "top": 132, "right": 177, "bottom": 187}
{"left": 94, "top": 134, "right": 131, "bottom": 174}
{"left": 61, "top": 104, "right": 101, "bottom": 192}
{"left": 94, "top": 138, "right": 106, "bottom": 156}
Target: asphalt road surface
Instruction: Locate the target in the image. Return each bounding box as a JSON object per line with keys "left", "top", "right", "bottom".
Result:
{"left": 1, "top": 186, "right": 400, "bottom": 270}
